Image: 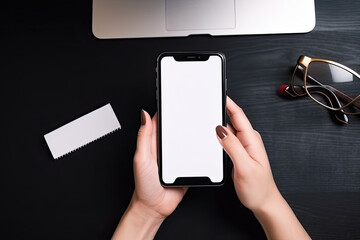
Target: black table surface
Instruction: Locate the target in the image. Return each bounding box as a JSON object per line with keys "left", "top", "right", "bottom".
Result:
{"left": 1, "top": 1, "right": 360, "bottom": 239}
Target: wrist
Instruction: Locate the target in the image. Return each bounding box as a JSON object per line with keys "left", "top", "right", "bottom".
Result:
{"left": 111, "top": 196, "right": 165, "bottom": 240}
{"left": 129, "top": 194, "right": 167, "bottom": 224}
{"left": 252, "top": 187, "right": 284, "bottom": 217}
{"left": 251, "top": 189, "right": 310, "bottom": 240}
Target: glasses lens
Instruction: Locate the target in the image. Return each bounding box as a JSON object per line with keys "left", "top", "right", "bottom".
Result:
{"left": 306, "top": 61, "right": 360, "bottom": 113}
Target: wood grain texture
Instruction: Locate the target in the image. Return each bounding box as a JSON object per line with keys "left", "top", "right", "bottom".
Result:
{"left": 286, "top": 193, "right": 360, "bottom": 240}
{"left": 0, "top": 0, "right": 360, "bottom": 239}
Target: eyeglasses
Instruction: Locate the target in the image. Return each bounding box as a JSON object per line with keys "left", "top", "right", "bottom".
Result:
{"left": 280, "top": 55, "right": 360, "bottom": 124}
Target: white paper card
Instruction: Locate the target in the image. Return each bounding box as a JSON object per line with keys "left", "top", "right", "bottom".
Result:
{"left": 44, "top": 104, "right": 121, "bottom": 159}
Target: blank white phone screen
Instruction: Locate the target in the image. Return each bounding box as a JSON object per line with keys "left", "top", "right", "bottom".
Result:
{"left": 160, "top": 55, "right": 224, "bottom": 184}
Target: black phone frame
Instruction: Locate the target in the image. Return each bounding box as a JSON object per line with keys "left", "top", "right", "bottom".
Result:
{"left": 156, "top": 51, "right": 227, "bottom": 187}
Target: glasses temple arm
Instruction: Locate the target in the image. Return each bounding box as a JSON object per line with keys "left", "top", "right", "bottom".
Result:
{"left": 305, "top": 74, "right": 360, "bottom": 109}
{"left": 324, "top": 85, "right": 360, "bottom": 109}
{"left": 290, "top": 85, "right": 342, "bottom": 108}
{"left": 285, "top": 85, "right": 348, "bottom": 124}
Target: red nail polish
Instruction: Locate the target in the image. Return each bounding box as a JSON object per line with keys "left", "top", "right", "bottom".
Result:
{"left": 216, "top": 125, "right": 227, "bottom": 139}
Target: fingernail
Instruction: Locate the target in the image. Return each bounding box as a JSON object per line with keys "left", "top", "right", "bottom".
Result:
{"left": 141, "top": 109, "right": 146, "bottom": 125}
{"left": 216, "top": 125, "right": 227, "bottom": 139}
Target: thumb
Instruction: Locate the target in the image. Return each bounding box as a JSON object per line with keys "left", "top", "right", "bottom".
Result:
{"left": 135, "top": 110, "right": 152, "bottom": 159}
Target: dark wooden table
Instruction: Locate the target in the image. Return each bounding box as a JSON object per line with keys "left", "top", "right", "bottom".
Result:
{"left": 1, "top": 1, "right": 359, "bottom": 239}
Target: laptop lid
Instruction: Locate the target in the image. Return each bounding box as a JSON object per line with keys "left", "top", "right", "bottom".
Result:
{"left": 92, "top": 0, "right": 316, "bottom": 39}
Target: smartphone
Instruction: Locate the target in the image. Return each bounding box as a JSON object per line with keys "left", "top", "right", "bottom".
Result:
{"left": 156, "top": 52, "right": 226, "bottom": 187}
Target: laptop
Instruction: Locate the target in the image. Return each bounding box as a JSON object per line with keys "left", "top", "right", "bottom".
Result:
{"left": 92, "top": 0, "right": 316, "bottom": 39}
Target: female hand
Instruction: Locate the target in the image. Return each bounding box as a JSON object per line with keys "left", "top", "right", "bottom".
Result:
{"left": 216, "top": 97, "right": 278, "bottom": 212}
{"left": 216, "top": 97, "right": 310, "bottom": 240}
{"left": 112, "top": 110, "right": 187, "bottom": 240}
{"left": 132, "top": 110, "right": 187, "bottom": 219}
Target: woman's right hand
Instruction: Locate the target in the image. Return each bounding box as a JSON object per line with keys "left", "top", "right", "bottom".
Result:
{"left": 216, "top": 97, "right": 310, "bottom": 240}
{"left": 215, "top": 97, "right": 279, "bottom": 212}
